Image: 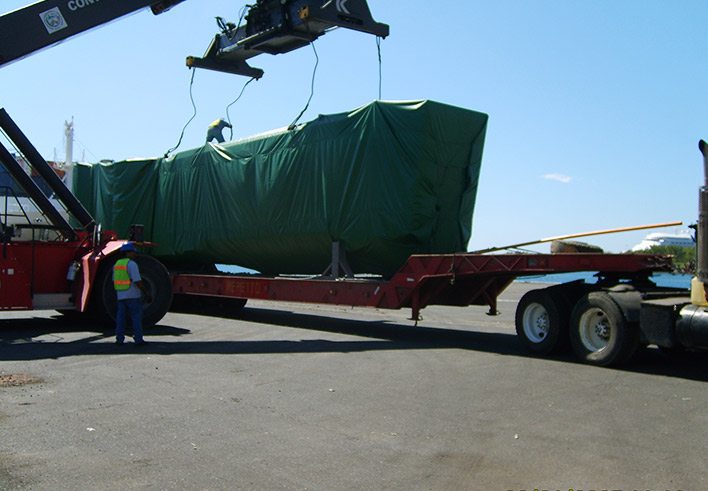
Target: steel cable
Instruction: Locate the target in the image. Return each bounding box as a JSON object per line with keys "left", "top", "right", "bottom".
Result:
{"left": 377, "top": 36, "right": 383, "bottom": 100}
{"left": 226, "top": 77, "right": 256, "bottom": 140}
{"left": 289, "top": 40, "right": 319, "bottom": 129}
{"left": 164, "top": 68, "right": 197, "bottom": 158}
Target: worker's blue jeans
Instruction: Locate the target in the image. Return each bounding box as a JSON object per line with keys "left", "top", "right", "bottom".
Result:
{"left": 115, "top": 298, "right": 144, "bottom": 343}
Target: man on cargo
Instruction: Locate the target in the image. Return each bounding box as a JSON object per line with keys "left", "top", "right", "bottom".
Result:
{"left": 113, "top": 242, "right": 152, "bottom": 345}
{"left": 206, "top": 118, "right": 232, "bottom": 143}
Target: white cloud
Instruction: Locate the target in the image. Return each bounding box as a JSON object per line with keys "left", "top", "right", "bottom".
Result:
{"left": 541, "top": 173, "right": 572, "bottom": 183}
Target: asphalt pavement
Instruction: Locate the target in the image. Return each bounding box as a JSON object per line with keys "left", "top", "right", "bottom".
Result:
{"left": 1, "top": 281, "right": 706, "bottom": 490}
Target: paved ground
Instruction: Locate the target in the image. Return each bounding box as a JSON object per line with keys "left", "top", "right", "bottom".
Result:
{"left": 1, "top": 282, "right": 706, "bottom": 490}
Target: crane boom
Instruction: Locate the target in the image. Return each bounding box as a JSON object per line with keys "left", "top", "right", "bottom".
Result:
{"left": 0, "top": 1, "right": 185, "bottom": 68}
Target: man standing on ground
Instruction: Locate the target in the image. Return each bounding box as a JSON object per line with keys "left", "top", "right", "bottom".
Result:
{"left": 113, "top": 242, "right": 152, "bottom": 345}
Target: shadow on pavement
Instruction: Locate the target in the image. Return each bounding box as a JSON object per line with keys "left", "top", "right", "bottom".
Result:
{"left": 1, "top": 305, "right": 707, "bottom": 382}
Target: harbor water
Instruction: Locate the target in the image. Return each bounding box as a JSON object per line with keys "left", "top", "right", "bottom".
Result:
{"left": 219, "top": 265, "right": 691, "bottom": 290}
{"left": 517, "top": 271, "right": 691, "bottom": 289}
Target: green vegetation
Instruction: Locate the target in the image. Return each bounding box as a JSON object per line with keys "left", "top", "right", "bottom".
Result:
{"left": 633, "top": 245, "right": 696, "bottom": 272}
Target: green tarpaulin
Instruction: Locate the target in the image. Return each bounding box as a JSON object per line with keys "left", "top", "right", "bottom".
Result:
{"left": 73, "top": 100, "right": 488, "bottom": 277}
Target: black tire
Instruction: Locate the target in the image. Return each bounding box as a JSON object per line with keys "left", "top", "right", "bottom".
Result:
{"left": 91, "top": 253, "right": 173, "bottom": 327}
{"left": 515, "top": 289, "right": 569, "bottom": 356}
{"left": 569, "top": 291, "right": 639, "bottom": 366}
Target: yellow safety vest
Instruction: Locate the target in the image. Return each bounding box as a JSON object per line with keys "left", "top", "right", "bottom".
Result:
{"left": 113, "top": 258, "right": 132, "bottom": 291}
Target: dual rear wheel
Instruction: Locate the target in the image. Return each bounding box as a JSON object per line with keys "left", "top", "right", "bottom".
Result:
{"left": 515, "top": 287, "right": 639, "bottom": 366}
{"left": 515, "top": 289, "right": 568, "bottom": 356}
{"left": 569, "top": 291, "right": 639, "bottom": 366}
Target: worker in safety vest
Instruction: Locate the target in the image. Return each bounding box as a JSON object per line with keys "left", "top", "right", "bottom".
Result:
{"left": 113, "top": 242, "right": 152, "bottom": 345}
{"left": 206, "top": 118, "right": 232, "bottom": 143}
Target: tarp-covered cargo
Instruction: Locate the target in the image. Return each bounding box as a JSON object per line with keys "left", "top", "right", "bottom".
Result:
{"left": 73, "top": 100, "right": 488, "bottom": 277}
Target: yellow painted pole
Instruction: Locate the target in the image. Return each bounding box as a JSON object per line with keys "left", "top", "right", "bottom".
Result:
{"left": 472, "top": 221, "right": 684, "bottom": 254}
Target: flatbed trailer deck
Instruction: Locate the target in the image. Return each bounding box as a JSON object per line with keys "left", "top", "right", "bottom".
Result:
{"left": 172, "top": 252, "right": 674, "bottom": 319}
{"left": 172, "top": 251, "right": 701, "bottom": 367}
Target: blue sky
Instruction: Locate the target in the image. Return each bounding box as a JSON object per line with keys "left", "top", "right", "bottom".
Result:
{"left": 1, "top": 1, "right": 706, "bottom": 254}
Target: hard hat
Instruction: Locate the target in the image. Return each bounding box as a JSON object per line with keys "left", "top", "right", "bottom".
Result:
{"left": 120, "top": 242, "right": 136, "bottom": 252}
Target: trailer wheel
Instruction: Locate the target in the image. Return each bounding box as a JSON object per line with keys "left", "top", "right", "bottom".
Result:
{"left": 515, "top": 289, "right": 569, "bottom": 355}
{"left": 92, "top": 254, "right": 173, "bottom": 327}
{"left": 569, "top": 291, "right": 639, "bottom": 366}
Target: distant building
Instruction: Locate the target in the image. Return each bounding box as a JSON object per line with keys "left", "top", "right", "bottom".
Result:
{"left": 631, "top": 232, "right": 695, "bottom": 251}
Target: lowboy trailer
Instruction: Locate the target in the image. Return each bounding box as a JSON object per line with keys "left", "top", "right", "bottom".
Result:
{"left": 171, "top": 250, "right": 696, "bottom": 367}
{"left": 173, "top": 253, "right": 673, "bottom": 320}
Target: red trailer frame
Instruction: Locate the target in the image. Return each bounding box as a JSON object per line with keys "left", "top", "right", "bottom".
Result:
{"left": 172, "top": 253, "right": 674, "bottom": 319}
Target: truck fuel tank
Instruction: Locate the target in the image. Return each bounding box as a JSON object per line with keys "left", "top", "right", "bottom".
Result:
{"left": 676, "top": 304, "right": 708, "bottom": 351}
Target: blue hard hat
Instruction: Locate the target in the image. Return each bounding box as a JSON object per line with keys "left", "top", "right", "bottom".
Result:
{"left": 120, "top": 242, "right": 136, "bottom": 252}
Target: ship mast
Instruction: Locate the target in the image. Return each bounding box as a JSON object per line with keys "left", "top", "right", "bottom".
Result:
{"left": 64, "top": 117, "right": 73, "bottom": 189}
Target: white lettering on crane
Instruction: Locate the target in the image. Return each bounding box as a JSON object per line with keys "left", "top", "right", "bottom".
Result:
{"left": 336, "top": 0, "right": 350, "bottom": 15}
{"left": 68, "top": 0, "right": 100, "bottom": 11}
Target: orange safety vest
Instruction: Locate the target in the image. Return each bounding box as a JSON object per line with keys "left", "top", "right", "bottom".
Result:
{"left": 113, "top": 258, "right": 132, "bottom": 291}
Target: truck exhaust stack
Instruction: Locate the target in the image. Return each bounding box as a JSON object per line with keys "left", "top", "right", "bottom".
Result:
{"left": 698, "top": 140, "right": 708, "bottom": 286}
